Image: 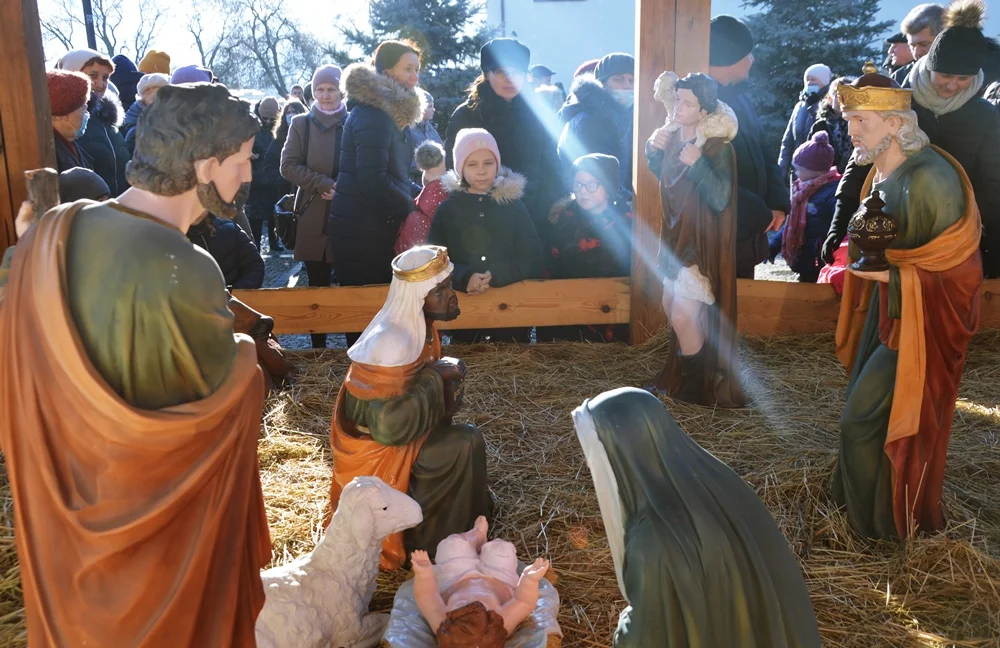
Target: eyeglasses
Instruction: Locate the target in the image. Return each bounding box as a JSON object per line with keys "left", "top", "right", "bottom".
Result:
{"left": 573, "top": 181, "right": 601, "bottom": 193}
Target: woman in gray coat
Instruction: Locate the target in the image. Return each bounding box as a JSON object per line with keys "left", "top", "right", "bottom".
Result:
{"left": 280, "top": 64, "right": 347, "bottom": 348}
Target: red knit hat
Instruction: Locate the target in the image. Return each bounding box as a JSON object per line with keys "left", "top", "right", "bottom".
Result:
{"left": 47, "top": 69, "right": 91, "bottom": 117}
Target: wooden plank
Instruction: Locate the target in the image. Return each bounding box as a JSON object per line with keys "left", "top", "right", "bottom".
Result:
{"left": 236, "top": 278, "right": 1000, "bottom": 337}
{"left": 234, "top": 278, "right": 632, "bottom": 335}
{"left": 0, "top": 0, "right": 55, "bottom": 251}
{"left": 630, "top": 0, "right": 712, "bottom": 344}
{"left": 735, "top": 279, "right": 842, "bottom": 336}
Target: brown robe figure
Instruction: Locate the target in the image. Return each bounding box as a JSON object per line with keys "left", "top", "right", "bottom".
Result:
{"left": 646, "top": 72, "right": 746, "bottom": 408}
{"left": 0, "top": 83, "right": 272, "bottom": 645}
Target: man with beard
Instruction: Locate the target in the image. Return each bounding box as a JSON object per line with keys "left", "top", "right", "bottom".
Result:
{"left": 833, "top": 64, "right": 982, "bottom": 540}
{"left": 0, "top": 83, "right": 272, "bottom": 645}
{"left": 328, "top": 245, "right": 491, "bottom": 571}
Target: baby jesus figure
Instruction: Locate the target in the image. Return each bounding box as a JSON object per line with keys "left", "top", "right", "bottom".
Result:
{"left": 411, "top": 516, "right": 550, "bottom": 646}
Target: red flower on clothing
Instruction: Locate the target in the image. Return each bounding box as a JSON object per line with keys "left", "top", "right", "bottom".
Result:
{"left": 578, "top": 238, "right": 601, "bottom": 251}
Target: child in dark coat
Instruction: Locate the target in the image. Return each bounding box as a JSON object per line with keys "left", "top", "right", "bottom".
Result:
{"left": 428, "top": 128, "right": 543, "bottom": 342}
{"left": 780, "top": 131, "right": 841, "bottom": 283}
{"left": 540, "top": 153, "right": 632, "bottom": 342}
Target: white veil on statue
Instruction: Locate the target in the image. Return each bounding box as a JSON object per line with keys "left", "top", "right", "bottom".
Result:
{"left": 347, "top": 246, "right": 454, "bottom": 368}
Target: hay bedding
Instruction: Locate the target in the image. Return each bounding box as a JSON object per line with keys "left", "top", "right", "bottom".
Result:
{"left": 1, "top": 332, "right": 999, "bottom": 647}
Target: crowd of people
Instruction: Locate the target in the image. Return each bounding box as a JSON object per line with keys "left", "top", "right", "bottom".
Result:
{"left": 37, "top": 0, "right": 1000, "bottom": 352}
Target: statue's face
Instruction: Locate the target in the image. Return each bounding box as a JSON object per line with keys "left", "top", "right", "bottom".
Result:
{"left": 424, "top": 275, "right": 460, "bottom": 322}
{"left": 195, "top": 137, "right": 255, "bottom": 220}
{"left": 672, "top": 88, "right": 707, "bottom": 126}
{"left": 844, "top": 110, "right": 898, "bottom": 165}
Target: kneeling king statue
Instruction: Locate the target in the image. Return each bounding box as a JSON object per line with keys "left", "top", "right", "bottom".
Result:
{"left": 328, "top": 245, "right": 492, "bottom": 570}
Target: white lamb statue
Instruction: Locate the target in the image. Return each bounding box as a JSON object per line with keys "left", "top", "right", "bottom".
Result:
{"left": 654, "top": 70, "right": 739, "bottom": 148}
{"left": 255, "top": 476, "right": 424, "bottom": 648}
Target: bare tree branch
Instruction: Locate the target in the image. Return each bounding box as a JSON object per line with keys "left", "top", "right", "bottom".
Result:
{"left": 129, "top": 0, "right": 169, "bottom": 61}
{"left": 39, "top": 0, "right": 79, "bottom": 55}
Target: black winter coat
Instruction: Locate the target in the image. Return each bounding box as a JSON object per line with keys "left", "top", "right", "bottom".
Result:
{"left": 911, "top": 96, "right": 1000, "bottom": 277}
{"left": 556, "top": 75, "right": 634, "bottom": 196}
{"left": 427, "top": 168, "right": 543, "bottom": 292}
{"left": 54, "top": 131, "right": 93, "bottom": 173}
{"left": 329, "top": 64, "right": 423, "bottom": 284}
{"left": 546, "top": 196, "right": 633, "bottom": 279}
{"left": 778, "top": 87, "right": 827, "bottom": 180}
{"left": 809, "top": 105, "right": 853, "bottom": 173}
{"left": 187, "top": 215, "right": 265, "bottom": 289}
{"left": 446, "top": 83, "right": 563, "bottom": 238}
{"left": 77, "top": 94, "right": 131, "bottom": 197}
{"left": 247, "top": 125, "right": 287, "bottom": 222}
{"left": 716, "top": 81, "right": 791, "bottom": 276}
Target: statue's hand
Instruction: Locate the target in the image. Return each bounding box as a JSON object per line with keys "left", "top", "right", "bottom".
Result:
{"left": 431, "top": 357, "right": 466, "bottom": 383}
{"left": 521, "top": 558, "right": 550, "bottom": 582}
{"left": 649, "top": 126, "right": 672, "bottom": 151}
{"left": 15, "top": 201, "right": 34, "bottom": 238}
{"left": 431, "top": 358, "right": 466, "bottom": 417}
{"left": 848, "top": 268, "right": 890, "bottom": 283}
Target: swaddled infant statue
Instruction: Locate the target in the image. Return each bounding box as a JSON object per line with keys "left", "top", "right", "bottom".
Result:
{"left": 380, "top": 516, "right": 562, "bottom": 647}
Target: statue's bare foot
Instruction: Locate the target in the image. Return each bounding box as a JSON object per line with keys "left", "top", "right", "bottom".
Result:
{"left": 474, "top": 515, "right": 489, "bottom": 537}
{"left": 411, "top": 550, "right": 432, "bottom": 573}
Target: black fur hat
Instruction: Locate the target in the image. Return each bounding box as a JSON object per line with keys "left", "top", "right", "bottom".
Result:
{"left": 927, "top": 0, "right": 988, "bottom": 76}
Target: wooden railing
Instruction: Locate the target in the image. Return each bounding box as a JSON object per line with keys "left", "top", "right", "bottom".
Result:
{"left": 232, "top": 277, "right": 1000, "bottom": 338}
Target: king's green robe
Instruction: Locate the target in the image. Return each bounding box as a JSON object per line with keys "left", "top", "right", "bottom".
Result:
{"left": 831, "top": 147, "right": 967, "bottom": 540}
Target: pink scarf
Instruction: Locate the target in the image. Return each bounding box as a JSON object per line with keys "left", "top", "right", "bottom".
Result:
{"left": 783, "top": 167, "right": 841, "bottom": 266}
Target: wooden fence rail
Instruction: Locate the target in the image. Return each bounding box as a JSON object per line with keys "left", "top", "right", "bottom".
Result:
{"left": 233, "top": 278, "right": 1000, "bottom": 337}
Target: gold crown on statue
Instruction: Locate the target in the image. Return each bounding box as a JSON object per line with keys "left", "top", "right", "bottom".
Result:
{"left": 837, "top": 61, "right": 912, "bottom": 112}
{"left": 392, "top": 246, "right": 450, "bottom": 282}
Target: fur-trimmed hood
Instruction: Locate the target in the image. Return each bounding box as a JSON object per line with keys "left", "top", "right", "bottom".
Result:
{"left": 558, "top": 74, "right": 626, "bottom": 123}
{"left": 442, "top": 166, "right": 526, "bottom": 205}
{"left": 342, "top": 63, "right": 423, "bottom": 130}
{"left": 88, "top": 92, "right": 125, "bottom": 128}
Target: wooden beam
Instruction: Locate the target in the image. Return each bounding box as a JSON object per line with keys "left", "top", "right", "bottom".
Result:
{"left": 235, "top": 278, "right": 632, "bottom": 335}
{"left": 630, "top": 0, "right": 712, "bottom": 344}
{"left": 0, "top": 0, "right": 55, "bottom": 251}
{"left": 234, "top": 278, "right": 1000, "bottom": 337}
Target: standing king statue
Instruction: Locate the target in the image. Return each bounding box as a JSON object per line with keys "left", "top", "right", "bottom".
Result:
{"left": 833, "top": 63, "right": 983, "bottom": 540}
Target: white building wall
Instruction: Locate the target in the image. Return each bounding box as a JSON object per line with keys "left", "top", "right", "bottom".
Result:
{"left": 485, "top": 0, "right": 636, "bottom": 83}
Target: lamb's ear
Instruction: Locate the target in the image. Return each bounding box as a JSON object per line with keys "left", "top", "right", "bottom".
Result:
{"left": 350, "top": 497, "right": 375, "bottom": 548}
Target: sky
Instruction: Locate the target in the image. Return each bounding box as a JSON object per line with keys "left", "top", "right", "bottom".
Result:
{"left": 40, "top": 0, "right": 1000, "bottom": 69}
{"left": 38, "top": 0, "right": 371, "bottom": 66}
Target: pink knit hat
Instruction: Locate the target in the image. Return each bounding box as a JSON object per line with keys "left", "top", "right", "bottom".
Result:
{"left": 792, "top": 131, "right": 835, "bottom": 174}
{"left": 452, "top": 128, "right": 501, "bottom": 177}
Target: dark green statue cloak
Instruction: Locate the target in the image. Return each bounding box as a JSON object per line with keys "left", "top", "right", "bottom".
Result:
{"left": 573, "top": 388, "right": 821, "bottom": 647}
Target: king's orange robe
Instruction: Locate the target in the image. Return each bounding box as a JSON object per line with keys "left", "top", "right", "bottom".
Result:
{"left": 328, "top": 329, "right": 441, "bottom": 569}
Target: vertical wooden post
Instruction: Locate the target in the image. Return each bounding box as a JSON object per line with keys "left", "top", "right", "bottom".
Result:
{"left": 0, "top": 0, "right": 56, "bottom": 251}
{"left": 629, "top": 0, "right": 711, "bottom": 344}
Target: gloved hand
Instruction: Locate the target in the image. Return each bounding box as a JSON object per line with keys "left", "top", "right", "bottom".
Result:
{"left": 821, "top": 232, "right": 844, "bottom": 265}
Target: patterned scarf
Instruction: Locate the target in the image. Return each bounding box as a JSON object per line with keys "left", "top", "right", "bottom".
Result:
{"left": 783, "top": 167, "right": 841, "bottom": 266}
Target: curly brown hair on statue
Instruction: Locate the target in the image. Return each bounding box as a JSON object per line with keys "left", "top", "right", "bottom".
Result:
{"left": 126, "top": 83, "right": 260, "bottom": 196}
{"left": 435, "top": 601, "right": 507, "bottom": 648}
